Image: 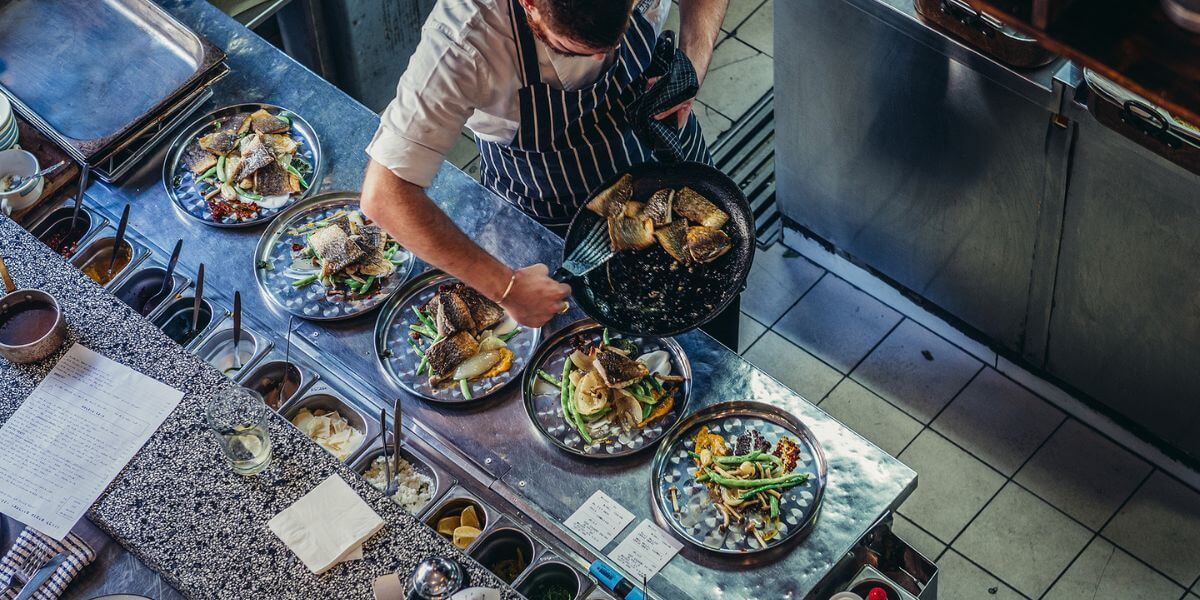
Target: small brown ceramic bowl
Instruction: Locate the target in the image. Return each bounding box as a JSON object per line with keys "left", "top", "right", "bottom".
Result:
{"left": 0, "top": 288, "right": 67, "bottom": 364}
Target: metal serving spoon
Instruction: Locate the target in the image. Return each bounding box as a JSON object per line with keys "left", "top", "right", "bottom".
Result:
{"left": 5, "top": 160, "right": 65, "bottom": 191}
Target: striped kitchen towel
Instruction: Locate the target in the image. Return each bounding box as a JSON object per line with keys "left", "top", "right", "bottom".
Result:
{"left": 0, "top": 528, "right": 95, "bottom": 600}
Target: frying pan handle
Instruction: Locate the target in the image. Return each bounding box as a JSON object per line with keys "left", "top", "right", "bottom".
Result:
{"left": 551, "top": 266, "right": 575, "bottom": 283}
{"left": 635, "top": 31, "right": 697, "bottom": 164}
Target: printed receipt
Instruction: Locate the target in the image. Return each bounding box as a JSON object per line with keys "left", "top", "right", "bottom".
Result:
{"left": 609, "top": 519, "right": 683, "bottom": 583}
{"left": 564, "top": 490, "right": 635, "bottom": 549}
{"left": 0, "top": 344, "right": 182, "bottom": 540}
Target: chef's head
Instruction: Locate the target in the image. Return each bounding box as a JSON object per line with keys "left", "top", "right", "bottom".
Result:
{"left": 519, "top": 0, "right": 634, "bottom": 60}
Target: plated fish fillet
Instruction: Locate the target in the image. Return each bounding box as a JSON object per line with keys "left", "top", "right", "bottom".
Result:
{"left": 455, "top": 284, "right": 505, "bottom": 331}
{"left": 254, "top": 161, "right": 299, "bottom": 196}
{"left": 182, "top": 144, "right": 217, "bottom": 175}
{"left": 436, "top": 288, "right": 478, "bottom": 337}
{"left": 674, "top": 187, "right": 728, "bottom": 229}
{"left": 249, "top": 109, "right": 290, "bottom": 134}
{"left": 309, "top": 224, "right": 364, "bottom": 276}
{"left": 426, "top": 331, "right": 481, "bottom": 375}
{"left": 593, "top": 347, "right": 650, "bottom": 388}
{"left": 198, "top": 128, "right": 238, "bottom": 154}
{"left": 231, "top": 134, "right": 275, "bottom": 182}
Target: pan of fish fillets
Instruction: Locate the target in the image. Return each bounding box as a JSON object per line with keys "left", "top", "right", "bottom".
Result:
{"left": 163, "top": 103, "right": 322, "bottom": 228}
{"left": 374, "top": 270, "right": 541, "bottom": 404}
{"left": 557, "top": 159, "right": 755, "bottom": 339}
{"left": 254, "top": 192, "right": 415, "bottom": 321}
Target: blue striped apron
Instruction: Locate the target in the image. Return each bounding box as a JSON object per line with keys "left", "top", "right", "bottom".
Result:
{"left": 476, "top": 0, "right": 711, "bottom": 227}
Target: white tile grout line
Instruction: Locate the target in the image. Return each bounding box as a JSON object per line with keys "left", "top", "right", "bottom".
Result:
{"left": 780, "top": 226, "right": 1200, "bottom": 496}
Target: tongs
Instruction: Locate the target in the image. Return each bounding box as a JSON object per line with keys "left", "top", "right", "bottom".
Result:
{"left": 378, "top": 408, "right": 398, "bottom": 497}
{"left": 192, "top": 264, "right": 205, "bottom": 337}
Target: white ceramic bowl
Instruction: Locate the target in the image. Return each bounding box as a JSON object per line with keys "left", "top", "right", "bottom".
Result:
{"left": 0, "top": 149, "right": 43, "bottom": 216}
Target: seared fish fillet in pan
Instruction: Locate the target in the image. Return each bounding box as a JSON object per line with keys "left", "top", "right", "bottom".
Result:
{"left": 654, "top": 219, "right": 690, "bottom": 264}
{"left": 608, "top": 214, "right": 655, "bottom": 251}
{"left": 674, "top": 187, "right": 729, "bottom": 229}
{"left": 686, "top": 226, "right": 733, "bottom": 263}
{"left": 587, "top": 174, "right": 634, "bottom": 218}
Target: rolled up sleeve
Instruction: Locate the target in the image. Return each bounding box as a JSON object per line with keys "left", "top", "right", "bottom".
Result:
{"left": 366, "top": 22, "right": 484, "bottom": 188}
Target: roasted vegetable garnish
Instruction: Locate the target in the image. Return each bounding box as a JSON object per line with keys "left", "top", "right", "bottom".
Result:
{"left": 773, "top": 436, "right": 800, "bottom": 472}
{"left": 734, "top": 429, "right": 771, "bottom": 455}
{"left": 693, "top": 426, "right": 729, "bottom": 459}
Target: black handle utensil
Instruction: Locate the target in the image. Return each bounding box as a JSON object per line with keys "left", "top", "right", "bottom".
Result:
{"left": 233, "top": 291, "right": 243, "bottom": 371}
{"left": 157, "top": 239, "right": 183, "bottom": 302}
{"left": 71, "top": 166, "right": 89, "bottom": 231}
{"left": 192, "top": 264, "right": 205, "bottom": 338}
{"left": 392, "top": 397, "right": 403, "bottom": 471}
{"left": 107, "top": 204, "right": 130, "bottom": 277}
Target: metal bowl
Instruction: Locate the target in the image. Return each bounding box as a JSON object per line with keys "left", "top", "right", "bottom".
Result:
{"left": 71, "top": 235, "right": 150, "bottom": 289}
{"left": 649, "top": 401, "right": 828, "bottom": 555}
{"left": 253, "top": 192, "right": 414, "bottom": 321}
{"left": 193, "top": 324, "right": 271, "bottom": 381}
{"left": 28, "top": 205, "right": 105, "bottom": 258}
{"left": 350, "top": 443, "right": 450, "bottom": 517}
{"left": 112, "top": 265, "right": 188, "bottom": 318}
{"left": 424, "top": 490, "right": 495, "bottom": 552}
{"left": 522, "top": 319, "right": 691, "bottom": 459}
{"left": 241, "top": 359, "right": 314, "bottom": 410}
{"left": 151, "top": 297, "right": 222, "bottom": 349}
{"left": 374, "top": 270, "right": 539, "bottom": 404}
{"left": 162, "top": 103, "right": 322, "bottom": 228}
{"left": 514, "top": 560, "right": 588, "bottom": 600}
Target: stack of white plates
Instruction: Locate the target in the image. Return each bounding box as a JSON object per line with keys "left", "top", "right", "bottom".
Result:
{"left": 0, "top": 95, "right": 17, "bottom": 151}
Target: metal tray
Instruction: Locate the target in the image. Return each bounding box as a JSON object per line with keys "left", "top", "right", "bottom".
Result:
{"left": 282, "top": 385, "right": 377, "bottom": 463}
{"left": 522, "top": 319, "right": 691, "bottom": 458}
{"left": 0, "top": 0, "right": 226, "bottom": 163}
{"left": 649, "top": 401, "right": 827, "bottom": 555}
{"left": 253, "top": 192, "right": 415, "bottom": 320}
{"left": 374, "top": 270, "right": 539, "bottom": 404}
{"left": 163, "top": 103, "right": 322, "bottom": 227}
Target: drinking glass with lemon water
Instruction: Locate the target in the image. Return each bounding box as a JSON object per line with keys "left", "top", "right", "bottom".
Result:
{"left": 206, "top": 387, "right": 272, "bottom": 475}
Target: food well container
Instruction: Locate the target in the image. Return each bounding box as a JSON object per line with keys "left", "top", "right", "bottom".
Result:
{"left": 71, "top": 235, "right": 150, "bottom": 289}
{"left": 282, "top": 389, "right": 376, "bottom": 462}
{"left": 194, "top": 323, "right": 272, "bottom": 382}
{"left": 350, "top": 443, "right": 451, "bottom": 517}
{"left": 241, "top": 359, "right": 314, "bottom": 410}
{"left": 514, "top": 560, "right": 591, "bottom": 600}
{"left": 424, "top": 488, "right": 497, "bottom": 552}
{"left": 27, "top": 206, "right": 106, "bottom": 258}
{"left": 113, "top": 266, "right": 189, "bottom": 318}
{"left": 152, "top": 297, "right": 223, "bottom": 349}
{"left": 468, "top": 527, "right": 541, "bottom": 585}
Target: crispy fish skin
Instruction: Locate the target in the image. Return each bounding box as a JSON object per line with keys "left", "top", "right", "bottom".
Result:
{"left": 686, "top": 226, "right": 733, "bottom": 263}
{"left": 231, "top": 134, "right": 274, "bottom": 182}
{"left": 654, "top": 219, "right": 690, "bottom": 264}
{"left": 608, "top": 214, "right": 655, "bottom": 251}
{"left": 454, "top": 284, "right": 505, "bottom": 331}
{"left": 263, "top": 133, "right": 299, "bottom": 156}
{"left": 254, "top": 161, "right": 297, "bottom": 196}
{"left": 674, "top": 187, "right": 728, "bottom": 229}
{"left": 426, "top": 331, "right": 481, "bottom": 375}
{"left": 182, "top": 144, "right": 218, "bottom": 175}
{"left": 309, "top": 225, "right": 364, "bottom": 276}
{"left": 198, "top": 129, "right": 238, "bottom": 155}
{"left": 249, "top": 109, "right": 291, "bottom": 134}
{"left": 642, "top": 189, "right": 674, "bottom": 226}
{"left": 593, "top": 347, "right": 650, "bottom": 388}
{"left": 436, "top": 289, "right": 478, "bottom": 337}
{"left": 586, "top": 173, "right": 633, "bottom": 218}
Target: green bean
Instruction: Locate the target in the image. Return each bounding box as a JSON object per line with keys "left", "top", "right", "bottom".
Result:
{"left": 407, "top": 337, "right": 425, "bottom": 357}
{"left": 536, "top": 369, "right": 562, "bottom": 387}
{"left": 737, "top": 476, "right": 811, "bottom": 500}
{"left": 602, "top": 328, "right": 611, "bottom": 346}
{"left": 646, "top": 374, "right": 665, "bottom": 393}
{"left": 216, "top": 155, "right": 227, "bottom": 183}
{"left": 688, "top": 450, "right": 782, "bottom": 466}
{"left": 698, "top": 469, "right": 808, "bottom": 489}
{"left": 291, "top": 274, "right": 318, "bottom": 287}
{"left": 284, "top": 163, "right": 310, "bottom": 189}
{"left": 409, "top": 323, "right": 436, "bottom": 338}
{"left": 362, "top": 276, "right": 376, "bottom": 293}
{"left": 769, "top": 495, "right": 779, "bottom": 519}
{"left": 498, "top": 327, "right": 523, "bottom": 342}
{"left": 412, "top": 306, "right": 436, "bottom": 330}
{"left": 198, "top": 166, "right": 218, "bottom": 181}
{"left": 459, "top": 378, "right": 472, "bottom": 399}
{"left": 559, "top": 360, "right": 574, "bottom": 426}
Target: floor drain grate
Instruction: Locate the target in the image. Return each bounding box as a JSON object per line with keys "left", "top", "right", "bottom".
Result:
{"left": 711, "top": 90, "right": 779, "bottom": 247}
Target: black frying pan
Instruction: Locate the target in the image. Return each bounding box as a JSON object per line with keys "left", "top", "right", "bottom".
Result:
{"left": 551, "top": 33, "right": 755, "bottom": 338}
{"left": 554, "top": 162, "right": 754, "bottom": 338}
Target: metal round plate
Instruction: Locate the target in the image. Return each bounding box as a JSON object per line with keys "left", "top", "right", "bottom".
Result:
{"left": 649, "top": 401, "right": 827, "bottom": 555}
{"left": 522, "top": 319, "right": 692, "bottom": 458}
{"left": 162, "top": 103, "right": 322, "bottom": 228}
{"left": 374, "top": 270, "right": 540, "bottom": 404}
{"left": 253, "top": 191, "right": 414, "bottom": 321}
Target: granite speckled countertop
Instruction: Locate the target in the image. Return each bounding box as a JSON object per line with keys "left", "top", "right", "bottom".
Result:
{"left": 0, "top": 217, "right": 514, "bottom": 598}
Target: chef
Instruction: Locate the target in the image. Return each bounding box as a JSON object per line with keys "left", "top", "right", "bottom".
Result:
{"left": 361, "top": 0, "right": 737, "bottom": 346}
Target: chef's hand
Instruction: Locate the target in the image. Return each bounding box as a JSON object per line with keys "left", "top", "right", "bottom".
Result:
{"left": 500, "top": 264, "right": 572, "bottom": 328}
{"left": 646, "top": 75, "right": 697, "bottom": 130}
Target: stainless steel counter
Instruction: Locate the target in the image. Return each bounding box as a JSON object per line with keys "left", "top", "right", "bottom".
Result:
{"left": 10, "top": 0, "right": 916, "bottom": 597}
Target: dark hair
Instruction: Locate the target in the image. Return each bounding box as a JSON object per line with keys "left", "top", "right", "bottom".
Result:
{"left": 534, "top": 0, "right": 635, "bottom": 49}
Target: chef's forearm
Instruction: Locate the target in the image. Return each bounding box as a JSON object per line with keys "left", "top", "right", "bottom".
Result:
{"left": 361, "top": 160, "right": 515, "bottom": 301}
{"left": 677, "top": 0, "right": 728, "bottom": 84}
